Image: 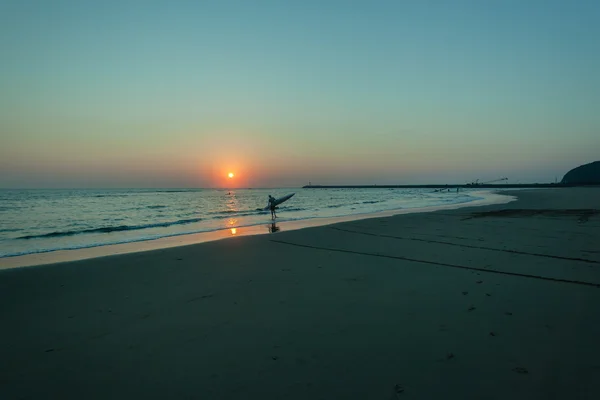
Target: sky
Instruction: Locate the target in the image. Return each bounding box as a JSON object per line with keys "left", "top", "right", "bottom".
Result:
{"left": 1, "top": 0, "right": 599, "bottom": 188}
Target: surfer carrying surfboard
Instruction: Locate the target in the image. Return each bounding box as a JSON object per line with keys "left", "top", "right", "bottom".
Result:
{"left": 262, "top": 193, "right": 294, "bottom": 220}
{"left": 268, "top": 195, "right": 277, "bottom": 219}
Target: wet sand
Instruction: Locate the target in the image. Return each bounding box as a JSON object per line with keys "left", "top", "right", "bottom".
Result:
{"left": 0, "top": 190, "right": 512, "bottom": 270}
{"left": 1, "top": 188, "right": 599, "bottom": 399}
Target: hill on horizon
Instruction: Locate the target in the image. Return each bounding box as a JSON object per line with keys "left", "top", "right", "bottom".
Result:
{"left": 561, "top": 161, "right": 600, "bottom": 185}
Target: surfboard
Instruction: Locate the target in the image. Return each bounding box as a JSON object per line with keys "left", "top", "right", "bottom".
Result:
{"left": 263, "top": 193, "right": 295, "bottom": 211}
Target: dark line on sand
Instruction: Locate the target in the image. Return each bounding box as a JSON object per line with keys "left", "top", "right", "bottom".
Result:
{"left": 270, "top": 240, "right": 600, "bottom": 288}
{"left": 331, "top": 227, "right": 600, "bottom": 265}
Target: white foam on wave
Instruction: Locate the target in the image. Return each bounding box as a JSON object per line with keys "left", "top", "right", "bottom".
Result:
{"left": 0, "top": 190, "right": 510, "bottom": 261}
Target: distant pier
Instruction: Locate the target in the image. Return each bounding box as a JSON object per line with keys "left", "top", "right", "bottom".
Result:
{"left": 302, "top": 183, "right": 574, "bottom": 189}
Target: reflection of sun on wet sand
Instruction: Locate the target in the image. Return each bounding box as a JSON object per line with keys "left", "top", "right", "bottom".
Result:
{"left": 1, "top": 188, "right": 600, "bottom": 399}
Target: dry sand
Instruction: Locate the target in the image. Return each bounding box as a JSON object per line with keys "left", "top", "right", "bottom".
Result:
{"left": 1, "top": 188, "right": 599, "bottom": 399}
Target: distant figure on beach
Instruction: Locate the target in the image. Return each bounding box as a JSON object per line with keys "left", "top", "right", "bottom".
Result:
{"left": 268, "top": 195, "right": 277, "bottom": 219}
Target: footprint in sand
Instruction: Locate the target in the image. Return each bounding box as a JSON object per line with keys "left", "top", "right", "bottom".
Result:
{"left": 390, "top": 384, "right": 405, "bottom": 399}
{"left": 436, "top": 352, "right": 456, "bottom": 363}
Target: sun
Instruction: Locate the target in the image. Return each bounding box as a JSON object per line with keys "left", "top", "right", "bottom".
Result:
{"left": 228, "top": 172, "right": 234, "bottom": 178}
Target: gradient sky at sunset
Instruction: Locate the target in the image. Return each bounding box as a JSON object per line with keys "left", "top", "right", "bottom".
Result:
{"left": 1, "top": 0, "right": 599, "bottom": 188}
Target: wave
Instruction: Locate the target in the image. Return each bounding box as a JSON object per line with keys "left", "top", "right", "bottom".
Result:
{"left": 1, "top": 213, "right": 357, "bottom": 258}
{"left": 0, "top": 228, "right": 20, "bottom": 233}
{"left": 211, "top": 211, "right": 263, "bottom": 219}
{"left": 208, "top": 209, "right": 241, "bottom": 215}
{"left": 17, "top": 217, "right": 204, "bottom": 240}
{"left": 278, "top": 207, "right": 305, "bottom": 212}
{"left": 324, "top": 201, "right": 382, "bottom": 208}
{"left": 15, "top": 196, "right": 483, "bottom": 241}
{"left": 0, "top": 192, "right": 495, "bottom": 259}
{"left": 147, "top": 205, "right": 167, "bottom": 209}
{"left": 208, "top": 206, "right": 307, "bottom": 217}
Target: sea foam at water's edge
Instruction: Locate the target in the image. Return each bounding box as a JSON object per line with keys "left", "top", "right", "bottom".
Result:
{"left": 0, "top": 188, "right": 493, "bottom": 258}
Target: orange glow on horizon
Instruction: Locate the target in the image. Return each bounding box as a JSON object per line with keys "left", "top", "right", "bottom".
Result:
{"left": 203, "top": 156, "right": 256, "bottom": 188}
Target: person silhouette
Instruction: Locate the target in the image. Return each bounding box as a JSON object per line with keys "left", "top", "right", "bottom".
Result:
{"left": 268, "top": 195, "right": 277, "bottom": 219}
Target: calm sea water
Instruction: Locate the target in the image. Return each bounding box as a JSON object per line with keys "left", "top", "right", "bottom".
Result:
{"left": 0, "top": 188, "right": 483, "bottom": 257}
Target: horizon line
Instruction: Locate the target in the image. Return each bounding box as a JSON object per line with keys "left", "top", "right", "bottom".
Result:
{"left": 0, "top": 182, "right": 561, "bottom": 190}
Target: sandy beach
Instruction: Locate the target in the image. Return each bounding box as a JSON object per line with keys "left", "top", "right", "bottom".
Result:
{"left": 1, "top": 187, "right": 599, "bottom": 399}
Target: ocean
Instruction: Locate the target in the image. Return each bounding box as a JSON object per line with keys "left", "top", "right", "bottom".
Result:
{"left": 0, "top": 188, "right": 483, "bottom": 258}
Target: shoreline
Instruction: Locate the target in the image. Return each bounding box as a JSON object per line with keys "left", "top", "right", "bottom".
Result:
{"left": 0, "top": 190, "right": 514, "bottom": 270}
{"left": 1, "top": 187, "right": 599, "bottom": 399}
